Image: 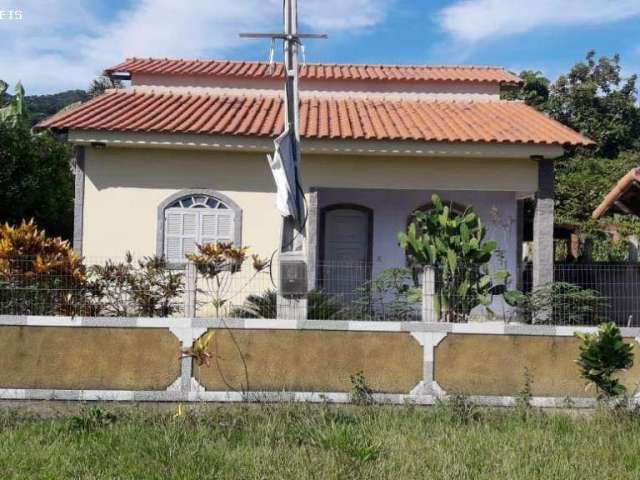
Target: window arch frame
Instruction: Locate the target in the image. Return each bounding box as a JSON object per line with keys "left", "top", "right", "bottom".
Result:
{"left": 156, "top": 189, "right": 243, "bottom": 260}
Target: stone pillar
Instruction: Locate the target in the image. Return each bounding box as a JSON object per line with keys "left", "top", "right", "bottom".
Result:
{"left": 532, "top": 157, "right": 554, "bottom": 288}
{"left": 306, "top": 189, "right": 319, "bottom": 291}
{"left": 183, "top": 262, "right": 197, "bottom": 318}
{"left": 516, "top": 199, "right": 525, "bottom": 290}
{"left": 72, "top": 146, "right": 86, "bottom": 255}
{"left": 422, "top": 266, "right": 437, "bottom": 322}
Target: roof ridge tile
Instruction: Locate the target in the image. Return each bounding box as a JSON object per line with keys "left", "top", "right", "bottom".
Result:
{"left": 105, "top": 58, "right": 522, "bottom": 84}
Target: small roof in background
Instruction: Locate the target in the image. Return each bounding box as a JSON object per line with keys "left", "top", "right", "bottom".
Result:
{"left": 36, "top": 89, "right": 594, "bottom": 147}
{"left": 593, "top": 168, "right": 640, "bottom": 219}
{"left": 105, "top": 58, "right": 523, "bottom": 85}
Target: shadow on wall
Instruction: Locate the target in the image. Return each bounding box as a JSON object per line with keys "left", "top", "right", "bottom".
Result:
{"left": 87, "top": 148, "right": 277, "bottom": 193}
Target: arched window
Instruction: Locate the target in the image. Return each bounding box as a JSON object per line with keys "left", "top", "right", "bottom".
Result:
{"left": 157, "top": 190, "right": 242, "bottom": 262}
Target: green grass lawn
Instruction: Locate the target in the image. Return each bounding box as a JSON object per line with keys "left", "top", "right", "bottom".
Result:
{"left": 1, "top": 401, "right": 640, "bottom": 479}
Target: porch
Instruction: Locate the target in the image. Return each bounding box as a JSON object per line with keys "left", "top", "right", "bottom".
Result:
{"left": 306, "top": 185, "right": 525, "bottom": 294}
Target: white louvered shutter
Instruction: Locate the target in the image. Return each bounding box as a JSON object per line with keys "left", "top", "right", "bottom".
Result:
{"left": 182, "top": 212, "right": 198, "bottom": 257}
{"left": 165, "top": 212, "right": 183, "bottom": 262}
{"left": 165, "top": 204, "right": 236, "bottom": 261}
{"left": 164, "top": 210, "right": 198, "bottom": 262}
{"left": 200, "top": 211, "right": 234, "bottom": 245}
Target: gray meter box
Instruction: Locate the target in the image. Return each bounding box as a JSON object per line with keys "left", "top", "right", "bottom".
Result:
{"left": 280, "top": 260, "right": 308, "bottom": 296}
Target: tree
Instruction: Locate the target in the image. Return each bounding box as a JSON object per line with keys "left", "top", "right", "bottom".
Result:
{"left": 0, "top": 122, "right": 74, "bottom": 239}
{"left": 87, "top": 75, "right": 123, "bottom": 98}
{"left": 547, "top": 51, "right": 640, "bottom": 158}
{"left": 0, "top": 80, "right": 29, "bottom": 127}
{"left": 506, "top": 52, "right": 640, "bottom": 158}
{"left": 502, "top": 70, "right": 550, "bottom": 111}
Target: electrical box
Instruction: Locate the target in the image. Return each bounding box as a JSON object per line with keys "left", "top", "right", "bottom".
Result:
{"left": 280, "top": 260, "right": 308, "bottom": 297}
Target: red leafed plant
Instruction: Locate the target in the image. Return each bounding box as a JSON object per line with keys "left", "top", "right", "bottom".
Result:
{"left": 0, "top": 219, "right": 89, "bottom": 315}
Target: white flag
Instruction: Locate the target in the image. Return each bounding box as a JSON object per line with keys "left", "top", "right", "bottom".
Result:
{"left": 267, "top": 128, "right": 301, "bottom": 221}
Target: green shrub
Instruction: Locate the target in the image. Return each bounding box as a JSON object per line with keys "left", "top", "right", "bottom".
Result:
{"left": 506, "top": 282, "right": 607, "bottom": 325}
{"left": 229, "top": 288, "right": 345, "bottom": 320}
{"left": 576, "top": 322, "right": 634, "bottom": 399}
{"left": 352, "top": 268, "right": 421, "bottom": 321}
{"left": 398, "top": 194, "right": 510, "bottom": 322}
{"left": 88, "top": 253, "right": 183, "bottom": 317}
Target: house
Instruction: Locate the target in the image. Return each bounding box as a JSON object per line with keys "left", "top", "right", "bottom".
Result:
{"left": 38, "top": 58, "right": 592, "bottom": 300}
{"left": 593, "top": 168, "right": 640, "bottom": 219}
{"left": 592, "top": 167, "right": 640, "bottom": 262}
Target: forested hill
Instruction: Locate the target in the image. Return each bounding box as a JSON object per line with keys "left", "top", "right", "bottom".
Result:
{"left": 1, "top": 89, "right": 89, "bottom": 125}
{"left": 26, "top": 90, "right": 89, "bottom": 125}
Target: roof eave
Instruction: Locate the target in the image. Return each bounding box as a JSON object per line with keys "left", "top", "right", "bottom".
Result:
{"left": 64, "top": 129, "right": 568, "bottom": 158}
{"left": 593, "top": 168, "right": 640, "bottom": 219}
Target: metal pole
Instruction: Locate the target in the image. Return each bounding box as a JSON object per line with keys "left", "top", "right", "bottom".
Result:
{"left": 240, "top": 0, "right": 327, "bottom": 317}
{"left": 283, "top": 0, "right": 303, "bottom": 228}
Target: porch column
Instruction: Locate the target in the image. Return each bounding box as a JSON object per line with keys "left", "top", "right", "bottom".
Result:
{"left": 532, "top": 156, "right": 554, "bottom": 287}
{"left": 516, "top": 198, "right": 525, "bottom": 290}
{"left": 72, "top": 145, "right": 86, "bottom": 255}
{"left": 306, "top": 189, "right": 319, "bottom": 290}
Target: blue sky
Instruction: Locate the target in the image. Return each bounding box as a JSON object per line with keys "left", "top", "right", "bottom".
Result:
{"left": 1, "top": 0, "right": 640, "bottom": 94}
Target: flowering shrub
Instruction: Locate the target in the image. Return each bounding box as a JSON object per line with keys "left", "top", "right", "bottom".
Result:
{"left": 186, "top": 242, "right": 269, "bottom": 317}
{"left": 0, "top": 220, "right": 88, "bottom": 314}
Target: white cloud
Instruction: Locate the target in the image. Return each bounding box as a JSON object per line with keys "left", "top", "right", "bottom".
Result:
{"left": 438, "top": 0, "right": 640, "bottom": 42}
{"left": 301, "top": 0, "right": 386, "bottom": 29}
{"left": 0, "top": 0, "right": 387, "bottom": 93}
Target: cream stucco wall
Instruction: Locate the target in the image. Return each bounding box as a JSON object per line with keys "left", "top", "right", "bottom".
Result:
{"left": 82, "top": 146, "right": 538, "bottom": 260}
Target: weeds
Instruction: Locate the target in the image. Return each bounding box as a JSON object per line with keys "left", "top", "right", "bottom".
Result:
{"left": 438, "top": 393, "right": 480, "bottom": 424}
{"left": 69, "top": 406, "right": 117, "bottom": 432}
{"left": 515, "top": 367, "right": 533, "bottom": 418}
{"left": 350, "top": 370, "right": 374, "bottom": 406}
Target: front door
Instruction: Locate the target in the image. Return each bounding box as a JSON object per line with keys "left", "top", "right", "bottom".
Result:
{"left": 320, "top": 205, "right": 372, "bottom": 301}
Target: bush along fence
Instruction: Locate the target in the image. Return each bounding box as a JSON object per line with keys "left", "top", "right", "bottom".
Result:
{"left": 0, "top": 315, "right": 639, "bottom": 407}
{"left": 2, "top": 217, "right": 640, "bottom": 324}
{"left": 3, "top": 255, "right": 639, "bottom": 324}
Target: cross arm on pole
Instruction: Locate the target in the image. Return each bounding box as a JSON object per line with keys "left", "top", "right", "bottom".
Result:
{"left": 239, "top": 33, "right": 328, "bottom": 39}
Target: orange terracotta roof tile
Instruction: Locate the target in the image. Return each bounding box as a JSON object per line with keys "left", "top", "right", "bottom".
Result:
{"left": 37, "top": 89, "right": 593, "bottom": 147}
{"left": 106, "top": 58, "right": 522, "bottom": 84}
{"left": 592, "top": 168, "right": 640, "bottom": 218}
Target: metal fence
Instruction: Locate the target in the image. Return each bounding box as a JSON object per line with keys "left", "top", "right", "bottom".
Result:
{"left": 2, "top": 255, "right": 640, "bottom": 325}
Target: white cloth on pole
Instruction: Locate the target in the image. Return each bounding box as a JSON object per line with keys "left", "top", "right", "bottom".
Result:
{"left": 267, "top": 128, "right": 299, "bottom": 220}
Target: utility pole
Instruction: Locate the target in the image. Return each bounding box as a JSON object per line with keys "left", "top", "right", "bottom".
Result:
{"left": 241, "top": 0, "right": 327, "bottom": 319}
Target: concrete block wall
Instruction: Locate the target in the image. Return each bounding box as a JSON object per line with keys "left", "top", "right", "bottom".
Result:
{"left": 1, "top": 315, "right": 639, "bottom": 407}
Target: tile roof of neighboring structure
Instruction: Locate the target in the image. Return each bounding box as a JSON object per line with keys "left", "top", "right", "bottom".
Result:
{"left": 37, "top": 89, "right": 594, "bottom": 146}
{"left": 105, "top": 58, "right": 523, "bottom": 84}
{"left": 592, "top": 168, "right": 640, "bottom": 219}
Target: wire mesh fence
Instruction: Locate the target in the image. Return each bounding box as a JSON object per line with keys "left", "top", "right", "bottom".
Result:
{"left": 2, "top": 255, "right": 640, "bottom": 325}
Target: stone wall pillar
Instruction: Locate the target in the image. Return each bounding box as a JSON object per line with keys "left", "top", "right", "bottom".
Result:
{"left": 532, "top": 157, "right": 554, "bottom": 288}
{"left": 306, "top": 189, "right": 319, "bottom": 291}
{"left": 72, "top": 146, "right": 86, "bottom": 255}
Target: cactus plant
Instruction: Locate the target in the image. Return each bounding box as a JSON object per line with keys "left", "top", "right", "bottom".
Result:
{"left": 398, "top": 194, "right": 507, "bottom": 322}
